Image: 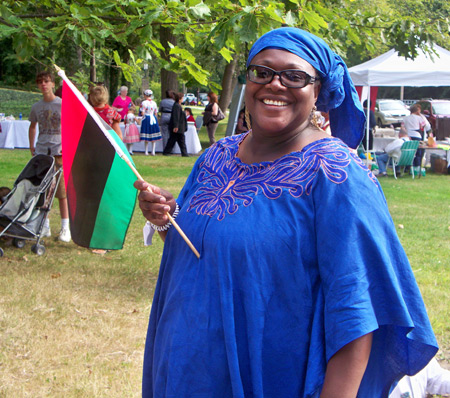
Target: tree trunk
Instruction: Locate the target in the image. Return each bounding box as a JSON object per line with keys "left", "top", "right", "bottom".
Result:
{"left": 77, "top": 46, "right": 82, "bottom": 65}
{"left": 90, "top": 41, "right": 96, "bottom": 83}
{"left": 160, "top": 26, "right": 178, "bottom": 98}
{"left": 109, "top": 63, "right": 121, "bottom": 102}
{"left": 219, "top": 55, "right": 238, "bottom": 113}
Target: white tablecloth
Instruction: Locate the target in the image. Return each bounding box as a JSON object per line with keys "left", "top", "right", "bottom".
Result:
{"left": 120, "top": 122, "right": 202, "bottom": 154}
{"left": 373, "top": 137, "right": 396, "bottom": 152}
{"left": 0, "top": 120, "right": 38, "bottom": 149}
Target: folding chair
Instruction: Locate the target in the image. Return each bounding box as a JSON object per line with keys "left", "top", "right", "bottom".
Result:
{"left": 389, "top": 140, "right": 420, "bottom": 179}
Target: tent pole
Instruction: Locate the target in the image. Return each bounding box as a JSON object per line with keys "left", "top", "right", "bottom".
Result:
{"left": 400, "top": 86, "right": 404, "bottom": 101}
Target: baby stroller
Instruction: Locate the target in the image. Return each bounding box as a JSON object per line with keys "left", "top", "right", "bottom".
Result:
{"left": 0, "top": 155, "right": 62, "bottom": 256}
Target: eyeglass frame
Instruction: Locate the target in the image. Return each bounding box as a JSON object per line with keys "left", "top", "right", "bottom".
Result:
{"left": 246, "top": 64, "right": 319, "bottom": 88}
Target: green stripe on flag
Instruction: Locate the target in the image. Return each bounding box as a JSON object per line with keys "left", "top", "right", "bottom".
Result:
{"left": 90, "top": 152, "right": 137, "bottom": 249}
{"left": 111, "top": 128, "right": 135, "bottom": 164}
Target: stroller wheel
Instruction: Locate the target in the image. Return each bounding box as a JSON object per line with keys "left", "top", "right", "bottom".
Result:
{"left": 31, "top": 244, "right": 46, "bottom": 256}
{"left": 13, "top": 238, "right": 26, "bottom": 249}
{"left": 0, "top": 247, "right": 3, "bottom": 257}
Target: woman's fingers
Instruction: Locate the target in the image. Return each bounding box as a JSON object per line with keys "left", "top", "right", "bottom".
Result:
{"left": 139, "top": 198, "right": 170, "bottom": 214}
{"left": 134, "top": 180, "right": 174, "bottom": 224}
{"left": 134, "top": 180, "right": 162, "bottom": 197}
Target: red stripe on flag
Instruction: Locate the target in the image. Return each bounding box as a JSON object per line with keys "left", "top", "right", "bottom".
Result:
{"left": 61, "top": 81, "right": 88, "bottom": 189}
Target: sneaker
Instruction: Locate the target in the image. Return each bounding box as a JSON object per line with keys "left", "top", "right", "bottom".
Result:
{"left": 58, "top": 227, "right": 71, "bottom": 242}
{"left": 42, "top": 226, "right": 51, "bottom": 237}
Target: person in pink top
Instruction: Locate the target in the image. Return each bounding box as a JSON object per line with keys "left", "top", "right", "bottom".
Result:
{"left": 112, "top": 86, "right": 133, "bottom": 121}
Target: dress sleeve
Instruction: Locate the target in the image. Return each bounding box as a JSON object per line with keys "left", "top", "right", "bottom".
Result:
{"left": 312, "top": 159, "right": 438, "bottom": 396}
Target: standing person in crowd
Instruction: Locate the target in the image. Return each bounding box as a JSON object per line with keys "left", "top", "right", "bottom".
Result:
{"left": 134, "top": 27, "right": 437, "bottom": 398}
{"left": 28, "top": 71, "right": 70, "bottom": 242}
{"left": 163, "top": 92, "right": 189, "bottom": 157}
{"left": 184, "top": 107, "right": 195, "bottom": 123}
{"left": 140, "top": 89, "right": 161, "bottom": 156}
{"left": 362, "top": 99, "right": 376, "bottom": 150}
{"left": 235, "top": 108, "right": 248, "bottom": 134}
{"left": 375, "top": 130, "right": 410, "bottom": 177}
{"left": 203, "top": 92, "right": 220, "bottom": 145}
{"left": 112, "top": 86, "right": 133, "bottom": 121}
{"left": 123, "top": 106, "right": 140, "bottom": 155}
{"left": 401, "top": 103, "right": 431, "bottom": 169}
{"left": 159, "top": 90, "right": 176, "bottom": 149}
{"left": 88, "top": 85, "right": 123, "bottom": 140}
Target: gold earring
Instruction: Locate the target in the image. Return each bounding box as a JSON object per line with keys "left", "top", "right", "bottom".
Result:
{"left": 310, "top": 105, "right": 321, "bottom": 129}
{"left": 245, "top": 107, "right": 252, "bottom": 131}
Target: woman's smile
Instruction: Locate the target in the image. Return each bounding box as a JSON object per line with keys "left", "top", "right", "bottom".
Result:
{"left": 261, "top": 98, "right": 288, "bottom": 107}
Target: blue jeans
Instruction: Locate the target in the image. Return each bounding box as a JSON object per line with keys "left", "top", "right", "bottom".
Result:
{"left": 410, "top": 136, "right": 424, "bottom": 167}
{"left": 376, "top": 153, "right": 390, "bottom": 174}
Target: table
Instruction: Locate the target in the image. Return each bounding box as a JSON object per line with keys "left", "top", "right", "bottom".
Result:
{"left": 419, "top": 142, "right": 450, "bottom": 168}
{"left": 0, "top": 120, "right": 38, "bottom": 149}
{"left": 120, "top": 122, "right": 202, "bottom": 154}
{"left": 373, "top": 136, "right": 396, "bottom": 152}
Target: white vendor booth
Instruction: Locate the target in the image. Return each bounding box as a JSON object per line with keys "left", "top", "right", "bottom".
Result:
{"left": 0, "top": 120, "right": 38, "bottom": 149}
{"left": 120, "top": 122, "right": 202, "bottom": 154}
{"left": 349, "top": 44, "right": 450, "bottom": 148}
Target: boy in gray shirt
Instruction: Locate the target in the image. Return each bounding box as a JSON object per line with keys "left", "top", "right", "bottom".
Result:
{"left": 29, "top": 71, "right": 70, "bottom": 242}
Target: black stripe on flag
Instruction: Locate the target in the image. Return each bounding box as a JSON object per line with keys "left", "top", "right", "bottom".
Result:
{"left": 68, "top": 113, "right": 115, "bottom": 247}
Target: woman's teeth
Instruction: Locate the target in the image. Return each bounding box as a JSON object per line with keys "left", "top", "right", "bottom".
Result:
{"left": 263, "top": 99, "right": 287, "bottom": 106}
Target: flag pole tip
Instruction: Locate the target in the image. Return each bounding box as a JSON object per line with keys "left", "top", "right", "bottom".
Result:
{"left": 53, "top": 64, "right": 62, "bottom": 73}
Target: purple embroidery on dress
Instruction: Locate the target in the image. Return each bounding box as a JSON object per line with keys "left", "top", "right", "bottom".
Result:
{"left": 187, "top": 135, "right": 373, "bottom": 220}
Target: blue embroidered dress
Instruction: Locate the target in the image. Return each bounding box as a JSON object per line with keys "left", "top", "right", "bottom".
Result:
{"left": 142, "top": 134, "right": 437, "bottom": 398}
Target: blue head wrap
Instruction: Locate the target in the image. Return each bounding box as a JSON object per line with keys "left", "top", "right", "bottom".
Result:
{"left": 247, "top": 27, "right": 365, "bottom": 149}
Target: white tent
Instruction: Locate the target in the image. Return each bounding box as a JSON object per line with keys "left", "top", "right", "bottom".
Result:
{"left": 349, "top": 45, "right": 450, "bottom": 154}
{"left": 349, "top": 45, "right": 450, "bottom": 87}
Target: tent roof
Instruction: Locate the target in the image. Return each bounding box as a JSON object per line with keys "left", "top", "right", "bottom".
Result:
{"left": 349, "top": 45, "right": 450, "bottom": 87}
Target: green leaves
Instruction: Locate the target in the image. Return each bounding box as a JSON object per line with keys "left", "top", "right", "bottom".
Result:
{"left": 113, "top": 49, "right": 143, "bottom": 82}
{"left": 189, "top": 2, "right": 210, "bottom": 18}
{"left": 0, "top": 0, "right": 449, "bottom": 91}
{"left": 219, "top": 47, "right": 234, "bottom": 62}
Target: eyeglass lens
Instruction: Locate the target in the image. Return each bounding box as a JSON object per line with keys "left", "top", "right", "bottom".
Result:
{"left": 247, "top": 65, "right": 313, "bottom": 88}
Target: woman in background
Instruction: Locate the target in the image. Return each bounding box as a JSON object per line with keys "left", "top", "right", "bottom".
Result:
{"left": 159, "top": 90, "right": 176, "bottom": 149}
{"left": 112, "top": 86, "right": 133, "bottom": 121}
{"left": 203, "top": 92, "right": 219, "bottom": 145}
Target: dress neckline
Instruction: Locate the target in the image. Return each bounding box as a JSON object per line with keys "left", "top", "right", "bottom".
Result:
{"left": 232, "top": 132, "right": 340, "bottom": 168}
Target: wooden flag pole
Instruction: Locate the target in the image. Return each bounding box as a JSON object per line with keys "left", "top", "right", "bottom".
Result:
{"left": 54, "top": 64, "right": 200, "bottom": 259}
{"left": 124, "top": 161, "right": 201, "bottom": 259}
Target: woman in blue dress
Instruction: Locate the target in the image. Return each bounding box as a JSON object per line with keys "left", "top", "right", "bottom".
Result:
{"left": 135, "top": 28, "right": 438, "bottom": 398}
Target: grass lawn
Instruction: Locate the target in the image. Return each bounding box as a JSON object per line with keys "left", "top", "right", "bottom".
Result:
{"left": 1, "top": 124, "right": 449, "bottom": 396}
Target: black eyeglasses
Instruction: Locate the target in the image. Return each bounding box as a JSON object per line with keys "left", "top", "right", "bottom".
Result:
{"left": 246, "top": 65, "right": 319, "bottom": 88}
